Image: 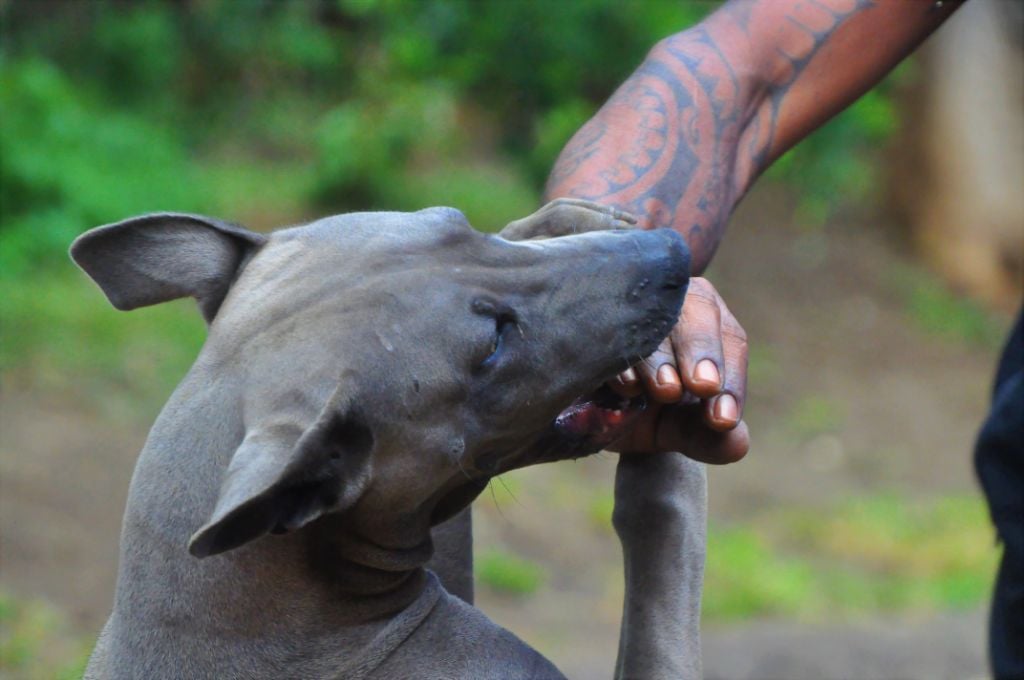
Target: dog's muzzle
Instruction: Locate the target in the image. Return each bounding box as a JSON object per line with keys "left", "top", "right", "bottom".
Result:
{"left": 553, "top": 384, "right": 647, "bottom": 454}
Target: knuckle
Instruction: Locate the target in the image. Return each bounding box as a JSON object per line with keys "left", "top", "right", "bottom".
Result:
{"left": 643, "top": 348, "right": 676, "bottom": 369}
{"left": 688, "top": 277, "right": 722, "bottom": 300}
{"left": 684, "top": 285, "right": 718, "bottom": 306}
{"left": 689, "top": 340, "right": 725, "bottom": 363}
{"left": 671, "top": 334, "right": 720, "bottom": 364}
{"left": 721, "top": 317, "right": 748, "bottom": 345}
{"left": 723, "top": 360, "right": 748, "bottom": 393}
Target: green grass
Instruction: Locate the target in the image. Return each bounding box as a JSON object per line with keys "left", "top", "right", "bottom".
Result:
{"left": 0, "top": 592, "right": 91, "bottom": 680}
{"left": 703, "top": 493, "right": 999, "bottom": 622}
{"left": 476, "top": 549, "right": 546, "bottom": 597}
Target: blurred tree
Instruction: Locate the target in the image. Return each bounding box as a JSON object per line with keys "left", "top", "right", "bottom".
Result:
{"left": 0, "top": 0, "right": 901, "bottom": 272}
{"left": 890, "top": 0, "right": 1023, "bottom": 310}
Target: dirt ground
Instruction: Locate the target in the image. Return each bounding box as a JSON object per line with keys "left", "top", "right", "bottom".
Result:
{"left": 1, "top": 187, "right": 1014, "bottom": 677}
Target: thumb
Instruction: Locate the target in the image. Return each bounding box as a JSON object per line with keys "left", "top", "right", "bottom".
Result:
{"left": 654, "top": 403, "right": 750, "bottom": 465}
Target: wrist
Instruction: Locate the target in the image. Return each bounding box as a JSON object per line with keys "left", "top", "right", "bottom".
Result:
{"left": 639, "top": 22, "right": 771, "bottom": 267}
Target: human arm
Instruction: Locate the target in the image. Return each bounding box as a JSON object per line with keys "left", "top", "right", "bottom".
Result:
{"left": 548, "top": 0, "right": 964, "bottom": 455}
{"left": 547, "top": 0, "right": 963, "bottom": 271}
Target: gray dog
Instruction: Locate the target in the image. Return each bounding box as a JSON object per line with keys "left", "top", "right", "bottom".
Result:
{"left": 71, "top": 199, "right": 708, "bottom": 679}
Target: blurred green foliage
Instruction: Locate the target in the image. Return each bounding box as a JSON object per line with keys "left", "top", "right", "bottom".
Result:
{"left": 0, "top": 58, "right": 208, "bottom": 277}
{"left": 704, "top": 493, "right": 998, "bottom": 621}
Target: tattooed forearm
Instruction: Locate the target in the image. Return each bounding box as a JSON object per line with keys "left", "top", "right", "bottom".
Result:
{"left": 545, "top": 0, "right": 866, "bottom": 271}
{"left": 545, "top": 0, "right": 961, "bottom": 274}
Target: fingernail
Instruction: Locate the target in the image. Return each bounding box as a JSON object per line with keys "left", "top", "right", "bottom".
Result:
{"left": 715, "top": 393, "right": 738, "bottom": 422}
{"left": 619, "top": 367, "right": 637, "bottom": 384}
{"left": 656, "top": 364, "right": 679, "bottom": 387}
{"left": 694, "top": 359, "right": 720, "bottom": 386}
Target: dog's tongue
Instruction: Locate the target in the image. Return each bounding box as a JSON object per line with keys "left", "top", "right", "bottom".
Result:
{"left": 554, "top": 387, "right": 646, "bottom": 450}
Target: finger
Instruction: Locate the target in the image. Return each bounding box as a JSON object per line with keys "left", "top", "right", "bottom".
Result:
{"left": 637, "top": 338, "right": 684, "bottom": 403}
{"left": 703, "top": 302, "right": 749, "bottom": 432}
{"left": 674, "top": 278, "right": 725, "bottom": 399}
{"left": 653, "top": 403, "right": 750, "bottom": 464}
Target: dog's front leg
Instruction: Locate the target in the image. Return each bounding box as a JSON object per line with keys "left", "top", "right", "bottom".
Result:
{"left": 613, "top": 452, "right": 707, "bottom": 680}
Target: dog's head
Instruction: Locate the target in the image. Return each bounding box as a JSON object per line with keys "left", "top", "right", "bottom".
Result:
{"left": 71, "top": 204, "right": 688, "bottom": 558}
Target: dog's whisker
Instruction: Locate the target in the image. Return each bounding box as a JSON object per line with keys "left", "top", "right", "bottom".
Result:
{"left": 495, "top": 474, "right": 521, "bottom": 507}
{"left": 487, "top": 480, "right": 506, "bottom": 519}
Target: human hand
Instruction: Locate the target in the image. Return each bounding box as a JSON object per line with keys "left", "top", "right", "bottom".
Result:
{"left": 608, "top": 277, "right": 749, "bottom": 464}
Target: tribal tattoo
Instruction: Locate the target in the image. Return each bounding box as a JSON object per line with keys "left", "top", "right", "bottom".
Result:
{"left": 544, "top": 0, "right": 869, "bottom": 273}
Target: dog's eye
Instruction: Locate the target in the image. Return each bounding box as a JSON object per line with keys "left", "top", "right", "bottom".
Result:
{"left": 482, "top": 313, "right": 516, "bottom": 366}
{"left": 471, "top": 298, "right": 518, "bottom": 369}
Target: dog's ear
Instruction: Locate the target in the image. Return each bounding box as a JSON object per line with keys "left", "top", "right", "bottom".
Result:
{"left": 500, "top": 198, "right": 638, "bottom": 241}
{"left": 69, "top": 213, "right": 267, "bottom": 323}
{"left": 188, "top": 398, "right": 374, "bottom": 559}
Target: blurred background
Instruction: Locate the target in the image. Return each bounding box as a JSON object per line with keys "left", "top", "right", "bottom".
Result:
{"left": 1, "top": 1, "right": 1021, "bottom": 678}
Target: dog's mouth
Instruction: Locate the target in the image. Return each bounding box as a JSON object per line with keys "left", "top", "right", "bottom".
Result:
{"left": 430, "top": 385, "right": 648, "bottom": 526}
{"left": 552, "top": 384, "right": 647, "bottom": 454}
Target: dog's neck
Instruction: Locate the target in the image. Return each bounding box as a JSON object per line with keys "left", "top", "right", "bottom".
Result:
{"left": 110, "top": 368, "right": 439, "bottom": 669}
{"left": 296, "top": 515, "right": 438, "bottom": 618}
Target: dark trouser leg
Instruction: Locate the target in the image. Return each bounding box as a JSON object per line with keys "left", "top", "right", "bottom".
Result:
{"left": 990, "top": 545, "right": 1024, "bottom": 679}
{"left": 976, "top": 311, "right": 1024, "bottom": 679}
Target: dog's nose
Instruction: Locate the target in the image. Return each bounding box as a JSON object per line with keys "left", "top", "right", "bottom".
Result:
{"left": 630, "top": 228, "right": 691, "bottom": 290}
